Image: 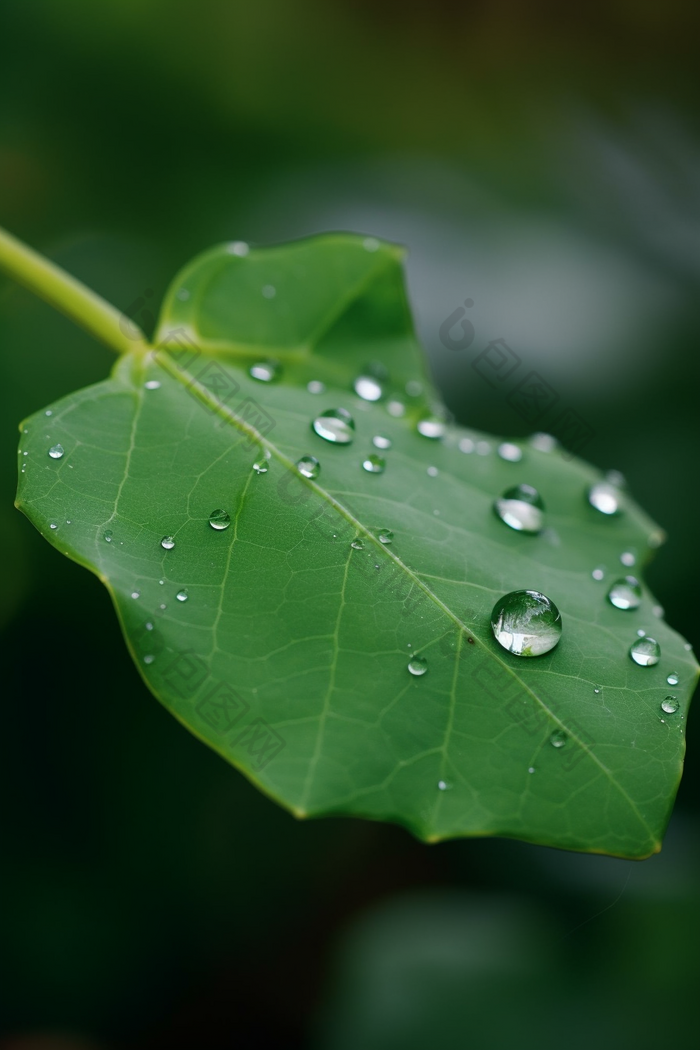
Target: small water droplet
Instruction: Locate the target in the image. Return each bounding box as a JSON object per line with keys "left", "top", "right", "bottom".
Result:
{"left": 227, "top": 241, "right": 249, "bottom": 256}
{"left": 528, "top": 767, "right": 536, "bottom": 774}
{"left": 427, "top": 465, "right": 439, "bottom": 477}
{"left": 297, "top": 456, "right": 320, "bottom": 479}
{"left": 48, "top": 444, "right": 64, "bottom": 459}
{"left": 372, "top": 434, "right": 392, "bottom": 450}
{"left": 354, "top": 375, "right": 383, "bottom": 401}
{"left": 131, "top": 590, "right": 140, "bottom": 599}
{"left": 685, "top": 642, "right": 693, "bottom": 651}
{"left": 494, "top": 484, "right": 545, "bottom": 534}
{"left": 387, "top": 400, "right": 405, "bottom": 417}
{"left": 607, "top": 576, "right": 642, "bottom": 611}
{"left": 592, "top": 567, "right": 605, "bottom": 581}
{"left": 378, "top": 528, "right": 393, "bottom": 544}
{"left": 307, "top": 380, "right": 325, "bottom": 394}
{"left": 530, "top": 432, "right": 557, "bottom": 452}
{"left": 437, "top": 779, "right": 450, "bottom": 791}
{"left": 594, "top": 684, "right": 602, "bottom": 694}
{"left": 497, "top": 442, "right": 523, "bottom": 463}
{"left": 104, "top": 530, "right": 113, "bottom": 543}
{"left": 620, "top": 551, "right": 636, "bottom": 567}
{"left": 176, "top": 288, "right": 190, "bottom": 301}
{"left": 667, "top": 672, "right": 679, "bottom": 686}
{"left": 143, "top": 654, "right": 155, "bottom": 665}
{"left": 176, "top": 588, "right": 189, "bottom": 602}
{"left": 549, "top": 729, "right": 568, "bottom": 748}
{"left": 45, "top": 409, "right": 53, "bottom": 417}
{"left": 588, "top": 481, "right": 622, "bottom": 515}
{"left": 491, "top": 590, "right": 562, "bottom": 657}
{"left": 145, "top": 380, "right": 161, "bottom": 390}
{"left": 652, "top": 604, "right": 664, "bottom": 618}
{"left": 262, "top": 285, "right": 276, "bottom": 299}
{"left": 629, "top": 636, "right": 660, "bottom": 667}
{"left": 661, "top": 695, "right": 679, "bottom": 715}
{"left": 312, "top": 408, "right": 355, "bottom": 444}
{"left": 161, "top": 535, "right": 176, "bottom": 550}
{"left": 253, "top": 455, "right": 269, "bottom": 474}
{"left": 249, "top": 360, "right": 280, "bottom": 382}
{"left": 145, "top": 622, "right": 154, "bottom": 631}
{"left": 159, "top": 603, "right": 167, "bottom": 610}
{"left": 351, "top": 538, "right": 365, "bottom": 550}
{"left": 417, "top": 417, "right": 445, "bottom": 439}
{"left": 606, "top": 469, "right": 626, "bottom": 487}
{"left": 362, "top": 454, "right": 385, "bottom": 473}
{"left": 209, "top": 509, "right": 231, "bottom": 530}
{"left": 49, "top": 521, "right": 58, "bottom": 530}
{"left": 476, "top": 440, "right": 491, "bottom": 456}
{"left": 158, "top": 579, "right": 165, "bottom": 585}
{"left": 406, "top": 380, "right": 423, "bottom": 397}
{"left": 408, "top": 654, "right": 428, "bottom": 676}
{"left": 363, "top": 237, "right": 380, "bottom": 252}
{"left": 458, "top": 437, "right": 475, "bottom": 454}
{"left": 648, "top": 529, "right": 666, "bottom": 548}
{"left": 636, "top": 628, "right": 647, "bottom": 637}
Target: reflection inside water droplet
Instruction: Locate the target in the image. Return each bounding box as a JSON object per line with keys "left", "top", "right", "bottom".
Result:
{"left": 491, "top": 590, "right": 562, "bottom": 657}
{"left": 209, "top": 509, "right": 231, "bottom": 530}
{"left": 629, "top": 635, "right": 660, "bottom": 667}
{"left": 312, "top": 408, "right": 355, "bottom": 444}
{"left": 407, "top": 655, "right": 428, "bottom": 676}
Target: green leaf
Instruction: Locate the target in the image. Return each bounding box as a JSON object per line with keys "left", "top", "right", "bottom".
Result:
{"left": 15, "top": 233, "right": 698, "bottom": 859}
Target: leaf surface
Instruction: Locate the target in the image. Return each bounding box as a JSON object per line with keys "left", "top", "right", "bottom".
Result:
{"left": 16, "top": 234, "right": 698, "bottom": 858}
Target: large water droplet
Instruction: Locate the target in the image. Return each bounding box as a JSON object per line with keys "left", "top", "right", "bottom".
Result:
{"left": 372, "top": 434, "right": 392, "bottom": 450}
{"left": 312, "top": 408, "right": 355, "bottom": 444}
{"left": 176, "top": 588, "right": 189, "bottom": 602}
{"left": 607, "top": 576, "right": 642, "bottom": 610}
{"left": 297, "top": 456, "right": 320, "bottom": 479}
{"left": 629, "top": 636, "right": 660, "bottom": 667}
{"left": 354, "top": 375, "right": 383, "bottom": 401}
{"left": 588, "top": 481, "right": 622, "bottom": 515}
{"left": 48, "top": 444, "right": 64, "bottom": 459}
{"left": 493, "top": 484, "right": 544, "bottom": 534}
{"left": 417, "top": 417, "right": 445, "bottom": 439}
{"left": 378, "top": 528, "right": 393, "bottom": 544}
{"left": 491, "top": 590, "right": 562, "bottom": 657}
{"left": 209, "top": 509, "right": 231, "bottom": 530}
{"left": 661, "top": 695, "right": 679, "bottom": 715}
{"left": 549, "top": 729, "right": 568, "bottom": 748}
{"left": 249, "top": 360, "right": 280, "bottom": 382}
{"left": 362, "top": 454, "right": 385, "bottom": 473}
{"left": 161, "top": 535, "right": 176, "bottom": 550}
{"left": 407, "top": 655, "right": 428, "bottom": 676}
{"left": 497, "top": 442, "right": 523, "bottom": 463}
{"left": 667, "top": 672, "right": 679, "bottom": 686}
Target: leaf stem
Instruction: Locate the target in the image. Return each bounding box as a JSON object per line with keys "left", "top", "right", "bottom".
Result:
{"left": 0, "top": 224, "right": 150, "bottom": 356}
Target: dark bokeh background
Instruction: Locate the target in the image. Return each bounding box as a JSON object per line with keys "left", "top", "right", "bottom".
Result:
{"left": 1, "top": 2, "right": 699, "bottom": 1047}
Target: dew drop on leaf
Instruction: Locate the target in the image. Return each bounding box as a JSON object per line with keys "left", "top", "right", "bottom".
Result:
{"left": 350, "top": 538, "right": 364, "bottom": 550}
{"left": 362, "top": 454, "right": 385, "bottom": 474}
{"left": 145, "top": 380, "right": 161, "bottom": 390}
{"left": 354, "top": 375, "right": 383, "bottom": 401}
{"left": 372, "top": 434, "right": 392, "bottom": 450}
{"left": 378, "top": 528, "right": 393, "bottom": 544}
{"left": 131, "top": 590, "right": 140, "bottom": 599}
{"left": 620, "top": 551, "right": 636, "bottom": 567}
{"left": 307, "top": 380, "right": 325, "bottom": 394}
{"left": 667, "top": 672, "right": 679, "bottom": 686}
{"left": 312, "top": 408, "right": 355, "bottom": 444}
{"left": 143, "top": 654, "right": 155, "bottom": 664}
{"left": 661, "top": 696, "right": 680, "bottom": 715}
{"left": 208, "top": 509, "right": 231, "bottom": 530}
{"left": 427, "top": 466, "right": 439, "bottom": 477}
{"left": 629, "top": 636, "right": 660, "bottom": 667}
{"left": 249, "top": 360, "right": 280, "bottom": 382}
{"left": 588, "top": 481, "right": 622, "bottom": 515}
{"left": 490, "top": 590, "right": 562, "bottom": 657}
{"left": 529, "top": 432, "right": 557, "bottom": 452}
{"left": 161, "top": 535, "right": 176, "bottom": 550}
{"left": 387, "top": 400, "right": 405, "bottom": 417}
{"left": 407, "top": 655, "right": 428, "bottom": 676}
{"left": 550, "top": 729, "right": 568, "bottom": 748}
{"left": 253, "top": 457, "right": 269, "bottom": 474}
{"left": 476, "top": 441, "right": 491, "bottom": 455}
{"left": 296, "top": 456, "right": 320, "bottom": 479}
{"left": 592, "top": 567, "right": 605, "bottom": 581}
{"left": 48, "top": 444, "right": 64, "bottom": 459}
{"left": 493, "top": 484, "right": 545, "bottom": 534}
{"left": 416, "top": 417, "right": 445, "bottom": 439}
{"left": 497, "top": 442, "right": 523, "bottom": 463}
{"left": 607, "top": 576, "right": 642, "bottom": 610}
{"left": 459, "top": 437, "right": 475, "bottom": 453}
{"left": 176, "top": 588, "right": 189, "bottom": 602}
{"left": 104, "top": 530, "right": 113, "bottom": 543}
{"left": 437, "top": 779, "right": 450, "bottom": 791}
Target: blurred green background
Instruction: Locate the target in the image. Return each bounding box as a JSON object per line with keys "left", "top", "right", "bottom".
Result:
{"left": 1, "top": 2, "right": 700, "bottom": 1047}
